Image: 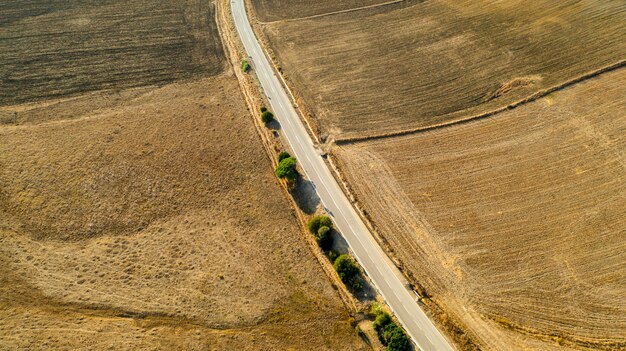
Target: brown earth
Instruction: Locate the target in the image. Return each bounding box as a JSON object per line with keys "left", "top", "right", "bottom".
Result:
{"left": 257, "top": 0, "right": 626, "bottom": 139}
{"left": 0, "top": 74, "right": 366, "bottom": 351}
{"left": 0, "top": 1, "right": 367, "bottom": 350}
{"left": 249, "top": 0, "right": 403, "bottom": 23}
{"left": 334, "top": 69, "right": 626, "bottom": 350}
{"left": 0, "top": 0, "right": 224, "bottom": 106}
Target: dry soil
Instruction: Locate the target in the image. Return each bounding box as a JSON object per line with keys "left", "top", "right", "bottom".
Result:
{"left": 334, "top": 68, "right": 626, "bottom": 351}
{"left": 258, "top": 0, "right": 626, "bottom": 139}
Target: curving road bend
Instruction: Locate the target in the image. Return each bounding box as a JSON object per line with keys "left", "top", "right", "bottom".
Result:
{"left": 231, "top": 1, "right": 455, "bottom": 350}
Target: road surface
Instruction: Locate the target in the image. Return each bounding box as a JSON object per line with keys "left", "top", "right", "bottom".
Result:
{"left": 231, "top": 1, "right": 455, "bottom": 350}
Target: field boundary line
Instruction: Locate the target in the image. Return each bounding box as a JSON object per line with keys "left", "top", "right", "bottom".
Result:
{"left": 258, "top": 0, "right": 408, "bottom": 24}
{"left": 336, "top": 59, "right": 626, "bottom": 145}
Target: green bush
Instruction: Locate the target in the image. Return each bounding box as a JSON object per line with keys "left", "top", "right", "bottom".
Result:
{"left": 316, "top": 225, "right": 333, "bottom": 251}
{"left": 387, "top": 328, "right": 411, "bottom": 351}
{"left": 371, "top": 320, "right": 410, "bottom": 351}
{"left": 368, "top": 302, "right": 384, "bottom": 318}
{"left": 373, "top": 312, "right": 392, "bottom": 330}
{"left": 242, "top": 60, "right": 250, "bottom": 72}
{"left": 350, "top": 276, "right": 363, "bottom": 291}
{"left": 274, "top": 156, "right": 298, "bottom": 181}
{"left": 383, "top": 323, "right": 403, "bottom": 342}
{"left": 261, "top": 110, "right": 274, "bottom": 123}
{"left": 278, "top": 151, "right": 291, "bottom": 162}
{"left": 260, "top": 106, "right": 267, "bottom": 113}
{"left": 333, "top": 254, "right": 362, "bottom": 291}
{"left": 307, "top": 216, "right": 332, "bottom": 235}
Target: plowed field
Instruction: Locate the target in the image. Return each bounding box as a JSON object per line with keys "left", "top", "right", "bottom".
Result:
{"left": 334, "top": 69, "right": 626, "bottom": 350}
{"left": 259, "top": 0, "right": 626, "bottom": 139}
{"left": 0, "top": 0, "right": 224, "bottom": 105}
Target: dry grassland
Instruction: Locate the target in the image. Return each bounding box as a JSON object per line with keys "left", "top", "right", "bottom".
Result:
{"left": 0, "top": 0, "right": 224, "bottom": 106}
{"left": 260, "top": 0, "right": 626, "bottom": 139}
{"left": 0, "top": 76, "right": 366, "bottom": 351}
{"left": 334, "top": 69, "right": 626, "bottom": 350}
{"left": 250, "top": 0, "right": 399, "bottom": 22}
{"left": 0, "top": 1, "right": 366, "bottom": 350}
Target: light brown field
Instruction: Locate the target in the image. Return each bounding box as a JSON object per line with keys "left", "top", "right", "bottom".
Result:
{"left": 258, "top": 0, "right": 626, "bottom": 139}
{"left": 0, "top": 1, "right": 367, "bottom": 350}
{"left": 250, "top": 0, "right": 399, "bottom": 23}
{"left": 334, "top": 69, "right": 626, "bottom": 350}
{"left": 0, "top": 76, "right": 366, "bottom": 351}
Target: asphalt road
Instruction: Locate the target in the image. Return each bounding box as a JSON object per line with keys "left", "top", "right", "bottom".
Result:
{"left": 231, "top": 1, "right": 455, "bottom": 350}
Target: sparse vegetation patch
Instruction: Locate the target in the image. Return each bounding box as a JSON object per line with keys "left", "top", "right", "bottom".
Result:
{"left": 242, "top": 59, "right": 251, "bottom": 72}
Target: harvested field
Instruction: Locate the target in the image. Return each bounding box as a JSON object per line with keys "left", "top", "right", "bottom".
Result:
{"left": 0, "top": 75, "right": 366, "bottom": 351}
{"left": 0, "top": 1, "right": 366, "bottom": 349}
{"left": 0, "top": 0, "right": 224, "bottom": 106}
{"left": 334, "top": 69, "right": 626, "bottom": 350}
{"left": 250, "top": 0, "right": 401, "bottom": 23}
{"left": 259, "top": 0, "right": 626, "bottom": 139}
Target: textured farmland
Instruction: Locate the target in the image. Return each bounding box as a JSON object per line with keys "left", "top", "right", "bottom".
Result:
{"left": 0, "top": 1, "right": 367, "bottom": 349}
{"left": 250, "top": 0, "right": 401, "bottom": 22}
{"left": 0, "top": 0, "right": 224, "bottom": 105}
{"left": 0, "top": 76, "right": 367, "bottom": 351}
{"left": 334, "top": 69, "right": 626, "bottom": 350}
{"left": 261, "top": 0, "right": 626, "bottom": 139}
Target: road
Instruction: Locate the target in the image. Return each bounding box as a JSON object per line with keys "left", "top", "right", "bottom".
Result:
{"left": 231, "top": 1, "right": 455, "bottom": 350}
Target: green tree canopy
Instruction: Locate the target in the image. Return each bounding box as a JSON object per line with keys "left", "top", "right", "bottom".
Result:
{"left": 387, "top": 332, "right": 411, "bottom": 351}
{"left": 278, "top": 151, "right": 291, "bottom": 162}
{"left": 261, "top": 110, "right": 274, "bottom": 123}
{"left": 373, "top": 312, "right": 392, "bottom": 330}
{"left": 333, "top": 254, "right": 360, "bottom": 289}
{"left": 275, "top": 156, "right": 297, "bottom": 181}
{"left": 307, "top": 215, "right": 332, "bottom": 234}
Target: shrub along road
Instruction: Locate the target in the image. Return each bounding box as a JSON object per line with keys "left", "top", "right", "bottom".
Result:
{"left": 231, "top": 1, "right": 455, "bottom": 350}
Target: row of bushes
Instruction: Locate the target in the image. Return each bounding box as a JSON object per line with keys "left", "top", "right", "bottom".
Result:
{"left": 274, "top": 150, "right": 410, "bottom": 350}
{"left": 370, "top": 304, "right": 411, "bottom": 351}
{"left": 307, "top": 215, "right": 333, "bottom": 251}
{"left": 307, "top": 216, "right": 363, "bottom": 292}
{"left": 264, "top": 101, "right": 411, "bottom": 350}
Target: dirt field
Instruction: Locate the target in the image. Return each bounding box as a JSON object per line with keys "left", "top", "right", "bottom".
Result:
{"left": 258, "top": 0, "right": 626, "bottom": 139}
{"left": 250, "top": 0, "right": 402, "bottom": 22}
{"left": 0, "top": 0, "right": 224, "bottom": 106}
{"left": 0, "top": 77, "right": 367, "bottom": 351}
{"left": 334, "top": 68, "right": 626, "bottom": 350}
{"left": 0, "top": 1, "right": 367, "bottom": 350}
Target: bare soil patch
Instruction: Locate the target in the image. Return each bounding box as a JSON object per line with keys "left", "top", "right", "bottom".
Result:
{"left": 0, "top": 74, "right": 366, "bottom": 351}
{"left": 260, "top": 0, "right": 625, "bottom": 139}
{"left": 333, "top": 69, "right": 626, "bottom": 350}
{"left": 0, "top": 0, "right": 224, "bottom": 106}
{"left": 249, "top": 0, "right": 402, "bottom": 22}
